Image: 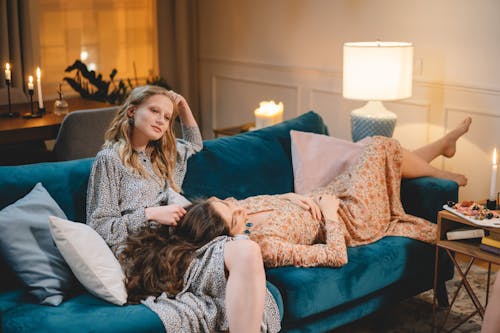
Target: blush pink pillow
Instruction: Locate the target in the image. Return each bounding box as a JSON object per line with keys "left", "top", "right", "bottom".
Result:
{"left": 290, "top": 130, "right": 364, "bottom": 194}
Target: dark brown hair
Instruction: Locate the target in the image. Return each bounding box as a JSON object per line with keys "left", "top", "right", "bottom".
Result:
{"left": 119, "top": 200, "right": 230, "bottom": 304}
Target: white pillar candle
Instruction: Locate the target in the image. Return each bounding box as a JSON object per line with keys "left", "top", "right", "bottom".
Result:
{"left": 36, "top": 67, "right": 44, "bottom": 109}
{"left": 27, "top": 75, "right": 34, "bottom": 90}
{"left": 4, "top": 63, "right": 11, "bottom": 81}
{"left": 489, "top": 148, "right": 498, "bottom": 201}
{"left": 254, "top": 101, "right": 284, "bottom": 129}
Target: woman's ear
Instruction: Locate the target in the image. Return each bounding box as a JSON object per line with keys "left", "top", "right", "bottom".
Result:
{"left": 126, "top": 106, "right": 135, "bottom": 118}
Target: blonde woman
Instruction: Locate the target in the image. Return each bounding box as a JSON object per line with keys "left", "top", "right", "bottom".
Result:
{"left": 87, "top": 85, "right": 267, "bottom": 333}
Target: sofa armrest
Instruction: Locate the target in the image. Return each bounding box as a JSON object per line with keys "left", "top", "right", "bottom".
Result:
{"left": 400, "top": 177, "right": 459, "bottom": 224}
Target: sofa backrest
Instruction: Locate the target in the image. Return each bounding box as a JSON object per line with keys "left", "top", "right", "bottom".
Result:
{"left": 0, "top": 158, "right": 95, "bottom": 222}
{"left": 0, "top": 111, "right": 327, "bottom": 220}
{"left": 183, "top": 111, "right": 328, "bottom": 200}
{"left": 0, "top": 111, "right": 327, "bottom": 290}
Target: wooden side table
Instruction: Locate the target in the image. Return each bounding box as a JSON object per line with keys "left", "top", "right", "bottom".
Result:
{"left": 213, "top": 122, "right": 255, "bottom": 138}
{"left": 432, "top": 210, "right": 500, "bottom": 332}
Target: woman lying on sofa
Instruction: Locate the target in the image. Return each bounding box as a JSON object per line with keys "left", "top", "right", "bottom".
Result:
{"left": 124, "top": 117, "right": 472, "bottom": 269}
{"left": 119, "top": 201, "right": 281, "bottom": 332}
{"left": 86, "top": 85, "right": 270, "bottom": 333}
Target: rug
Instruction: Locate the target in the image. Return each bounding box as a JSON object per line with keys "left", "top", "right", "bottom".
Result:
{"left": 333, "top": 265, "right": 496, "bottom": 332}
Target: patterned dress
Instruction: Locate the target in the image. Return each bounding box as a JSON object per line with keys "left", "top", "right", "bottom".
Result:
{"left": 142, "top": 236, "right": 281, "bottom": 333}
{"left": 86, "top": 125, "right": 202, "bottom": 255}
{"left": 233, "top": 136, "right": 437, "bottom": 268}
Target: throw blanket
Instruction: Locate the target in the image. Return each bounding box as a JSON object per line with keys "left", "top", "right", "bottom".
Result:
{"left": 142, "top": 236, "right": 281, "bottom": 332}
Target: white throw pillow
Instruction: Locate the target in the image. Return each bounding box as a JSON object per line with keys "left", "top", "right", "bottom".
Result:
{"left": 48, "top": 216, "right": 127, "bottom": 305}
{"left": 291, "top": 130, "right": 364, "bottom": 194}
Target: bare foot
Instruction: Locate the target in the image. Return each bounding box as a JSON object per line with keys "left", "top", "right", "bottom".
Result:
{"left": 442, "top": 117, "right": 472, "bottom": 158}
{"left": 448, "top": 172, "right": 468, "bottom": 186}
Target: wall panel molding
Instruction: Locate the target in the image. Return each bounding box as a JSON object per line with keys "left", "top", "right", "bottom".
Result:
{"left": 201, "top": 57, "right": 500, "bottom": 97}
{"left": 210, "top": 74, "right": 299, "bottom": 129}
{"left": 200, "top": 58, "right": 499, "bottom": 201}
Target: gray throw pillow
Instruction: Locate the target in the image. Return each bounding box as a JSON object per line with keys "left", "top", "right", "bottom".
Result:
{"left": 0, "top": 182, "right": 75, "bottom": 306}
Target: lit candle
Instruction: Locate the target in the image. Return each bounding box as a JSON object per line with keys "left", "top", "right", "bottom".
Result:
{"left": 490, "top": 148, "right": 498, "bottom": 201}
{"left": 36, "top": 67, "right": 44, "bottom": 109}
{"left": 4, "top": 63, "right": 11, "bottom": 81}
{"left": 27, "top": 75, "right": 34, "bottom": 90}
{"left": 254, "top": 100, "right": 284, "bottom": 129}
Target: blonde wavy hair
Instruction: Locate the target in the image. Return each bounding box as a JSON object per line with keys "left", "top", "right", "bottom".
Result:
{"left": 103, "top": 85, "right": 180, "bottom": 191}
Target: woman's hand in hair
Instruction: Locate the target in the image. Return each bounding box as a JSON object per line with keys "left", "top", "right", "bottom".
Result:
{"left": 168, "top": 90, "right": 197, "bottom": 127}
{"left": 145, "top": 204, "right": 187, "bottom": 226}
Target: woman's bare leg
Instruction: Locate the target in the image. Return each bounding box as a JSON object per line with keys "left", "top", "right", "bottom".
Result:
{"left": 481, "top": 273, "right": 500, "bottom": 333}
{"left": 412, "top": 117, "right": 472, "bottom": 163}
{"left": 225, "top": 239, "right": 266, "bottom": 333}
{"left": 401, "top": 148, "right": 468, "bottom": 186}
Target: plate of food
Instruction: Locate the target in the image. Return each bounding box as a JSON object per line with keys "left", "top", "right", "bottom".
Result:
{"left": 443, "top": 201, "right": 500, "bottom": 228}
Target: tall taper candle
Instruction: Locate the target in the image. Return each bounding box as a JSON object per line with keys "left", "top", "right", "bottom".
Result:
{"left": 4, "top": 63, "right": 11, "bottom": 81}
{"left": 28, "top": 75, "right": 34, "bottom": 90}
{"left": 36, "top": 67, "right": 44, "bottom": 109}
{"left": 490, "top": 148, "right": 498, "bottom": 201}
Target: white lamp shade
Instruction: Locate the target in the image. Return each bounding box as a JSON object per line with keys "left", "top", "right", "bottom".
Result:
{"left": 343, "top": 41, "right": 413, "bottom": 101}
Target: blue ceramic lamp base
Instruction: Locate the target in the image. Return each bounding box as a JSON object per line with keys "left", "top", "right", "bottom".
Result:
{"left": 350, "top": 101, "right": 397, "bottom": 142}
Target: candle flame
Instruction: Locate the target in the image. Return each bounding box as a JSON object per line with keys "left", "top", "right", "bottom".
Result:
{"left": 36, "top": 67, "right": 41, "bottom": 79}
{"left": 254, "top": 100, "right": 284, "bottom": 116}
{"left": 28, "top": 75, "right": 33, "bottom": 84}
{"left": 5, "top": 63, "right": 10, "bottom": 70}
{"left": 493, "top": 148, "right": 498, "bottom": 165}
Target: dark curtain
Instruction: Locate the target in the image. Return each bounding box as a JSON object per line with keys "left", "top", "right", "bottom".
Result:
{"left": 157, "top": 0, "right": 200, "bottom": 123}
{"left": 0, "top": 0, "right": 38, "bottom": 104}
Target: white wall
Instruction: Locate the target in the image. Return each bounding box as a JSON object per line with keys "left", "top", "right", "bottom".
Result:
{"left": 197, "top": 0, "right": 500, "bottom": 201}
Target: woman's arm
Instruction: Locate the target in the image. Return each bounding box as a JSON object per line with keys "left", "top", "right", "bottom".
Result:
{"left": 317, "top": 194, "right": 346, "bottom": 251}
{"left": 317, "top": 194, "right": 340, "bottom": 223}
{"left": 256, "top": 236, "right": 347, "bottom": 268}
{"left": 86, "top": 153, "right": 148, "bottom": 251}
{"left": 171, "top": 92, "right": 197, "bottom": 128}
{"left": 278, "top": 193, "right": 322, "bottom": 220}
{"left": 170, "top": 91, "right": 203, "bottom": 151}
{"left": 169, "top": 93, "right": 203, "bottom": 190}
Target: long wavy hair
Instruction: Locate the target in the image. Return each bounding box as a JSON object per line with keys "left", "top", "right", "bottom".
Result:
{"left": 103, "top": 85, "right": 180, "bottom": 191}
{"left": 119, "top": 200, "right": 230, "bottom": 304}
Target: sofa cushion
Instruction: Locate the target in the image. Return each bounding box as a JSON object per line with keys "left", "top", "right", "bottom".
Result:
{"left": 0, "top": 281, "right": 284, "bottom": 333}
{"left": 266, "top": 236, "right": 445, "bottom": 323}
{"left": 0, "top": 292, "right": 162, "bottom": 333}
{"left": 0, "top": 158, "right": 95, "bottom": 293}
{"left": 48, "top": 216, "right": 127, "bottom": 306}
{"left": 290, "top": 130, "right": 363, "bottom": 194}
{"left": 0, "top": 183, "right": 75, "bottom": 306}
{"left": 182, "top": 111, "right": 328, "bottom": 200}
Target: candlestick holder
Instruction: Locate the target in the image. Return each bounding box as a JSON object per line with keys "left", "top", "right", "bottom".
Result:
{"left": 23, "top": 89, "right": 42, "bottom": 118}
{"left": 37, "top": 103, "right": 46, "bottom": 115}
{"left": 1, "top": 79, "right": 20, "bottom": 118}
{"left": 486, "top": 199, "right": 497, "bottom": 210}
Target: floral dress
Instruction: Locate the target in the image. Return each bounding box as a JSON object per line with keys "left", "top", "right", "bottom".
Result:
{"left": 232, "top": 136, "right": 436, "bottom": 268}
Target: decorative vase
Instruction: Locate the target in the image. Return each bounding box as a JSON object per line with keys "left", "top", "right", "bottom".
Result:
{"left": 54, "top": 84, "right": 69, "bottom": 115}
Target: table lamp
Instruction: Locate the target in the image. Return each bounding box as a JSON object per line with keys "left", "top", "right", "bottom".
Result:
{"left": 343, "top": 41, "right": 413, "bottom": 142}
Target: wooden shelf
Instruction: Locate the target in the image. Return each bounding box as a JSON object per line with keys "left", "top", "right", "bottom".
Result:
{"left": 438, "top": 239, "right": 500, "bottom": 265}
{"left": 436, "top": 210, "right": 500, "bottom": 265}
{"left": 213, "top": 122, "right": 255, "bottom": 138}
{"left": 432, "top": 209, "right": 500, "bottom": 332}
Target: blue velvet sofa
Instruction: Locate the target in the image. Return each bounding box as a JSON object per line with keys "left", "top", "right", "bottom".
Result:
{"left": 0, "top": 111, "right": 455, "bottom": 332}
